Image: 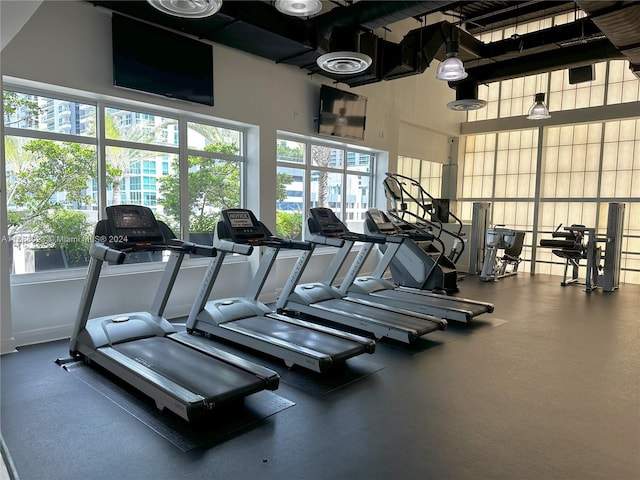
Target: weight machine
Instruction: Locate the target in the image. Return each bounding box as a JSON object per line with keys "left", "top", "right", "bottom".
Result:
{"left": 538, "top": 203, "right": 625, "bottom": 293}
{"left": 479, "top": 226, "right": 526, "bottom": 282}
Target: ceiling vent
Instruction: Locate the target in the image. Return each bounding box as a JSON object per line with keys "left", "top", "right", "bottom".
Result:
{"left": 447, "top": 80, "right": 487, "bottom": 111}
{"left": 146, "top": 0, "right": 222, "bottom": 18}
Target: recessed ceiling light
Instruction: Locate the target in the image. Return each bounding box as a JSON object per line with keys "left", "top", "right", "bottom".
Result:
{"left": 316, "top": 51, "right": 372, "bottom": 74}
{"left": 147, "top": 0, "right": 222, "bottom": 18}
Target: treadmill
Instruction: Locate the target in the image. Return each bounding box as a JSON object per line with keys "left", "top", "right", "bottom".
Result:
{"left": 340, "top": 208, "right": 494, "bottom": 323}
{"left": 275, "top": 208, "right": 447, "bottom": 344}
{"left": 66, "top": 205, "right": 279, "bottom": 422}
{"left": 186, "top": 208, "right": 376, "bottom": 373}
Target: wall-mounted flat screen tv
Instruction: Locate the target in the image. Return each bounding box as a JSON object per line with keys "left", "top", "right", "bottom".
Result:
{"left": 112, "top": 13, "right": 214, "bottom": 106}
{"left": 318, "top": 85, "right": 367, "bottom": 141}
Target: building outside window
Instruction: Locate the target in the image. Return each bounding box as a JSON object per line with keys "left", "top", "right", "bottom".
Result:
{"left": 276, "top": 135, "right": 375, "bottom": 239}
{"left": 3, "top": 86, "right": 246, "bottom": 274}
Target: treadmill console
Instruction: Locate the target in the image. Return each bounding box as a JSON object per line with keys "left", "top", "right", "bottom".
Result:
{"left": 308, "top": 208, "right": 347, "bottom": 236}
{"left": 365, "top": 209, "right": 397, "bottom": 235}
{"left": 219, "top": 209, "right": 267, "bottom": 243}
{"left": 104, "top": 205, "right": 165, "bottom": 248}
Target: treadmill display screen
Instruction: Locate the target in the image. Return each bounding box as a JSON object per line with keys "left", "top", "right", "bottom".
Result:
{"left": 369, "top": 209, "right": 385, "bottom": 224}
{"left": 105, "top": 205, "right": 164, "bottom": 246}
{"left": 228, "top": 211, "right": 254, "bottom": 228}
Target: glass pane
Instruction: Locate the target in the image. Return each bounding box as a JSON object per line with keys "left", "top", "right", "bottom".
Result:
{"left": 184, "top": 156, "right": 241, "bottom": 244}
{"left": 106, "top": 147, "right": 179, "bottom": 260}
{"left": 188, "top": 122, "right": 241, "bottom": 154}
{"left": 311, "top": 145, "right": 344, "bottom": 169}
{"left": 276, "top": 139, "right": 305, "bottom": 164}
{"left": 345, "top": 174, "right": 371, "bottom": 233}
{"left": 4, "top": 90, "right": 96, "bottom": 136}
{"left": 276, "top": 166, "right": 305, "bottom": 240}
{"left": 347, "top": 151, "right": 372, "bottom": 173}
{"left": 310, "top": 170, "right": 343, "bottom": 215}
{"left": 105, "top": 107, "right": 178, "bottom": 147}
{"left": 5, "top": 137, "right": 97, "bottom": 273}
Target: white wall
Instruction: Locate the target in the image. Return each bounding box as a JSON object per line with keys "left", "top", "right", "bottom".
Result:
{"left": 1, "top": 0, "right": 464, "bottom": 349}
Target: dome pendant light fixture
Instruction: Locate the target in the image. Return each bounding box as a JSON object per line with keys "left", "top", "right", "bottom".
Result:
{"left": 147, "top": 0, "right": 222, "bottom": 18}
{"left": 527, "top": 92, "right": 551, "bottom": 120}
{"left": 436, "top": 54, "right": 468, "bottom": 81}
{"left": 275, "top": 0, "right": 322, "bottom": 17}
{"left": 436, "top": 26, "right": 467, "bottom": 82}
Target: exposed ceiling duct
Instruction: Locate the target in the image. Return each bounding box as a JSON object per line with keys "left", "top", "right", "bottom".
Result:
{"left": 88, "top": 1, "right": 639, "bottom": 88}
{"left": 575, "top": 0, "right": 640, "bottom": 78}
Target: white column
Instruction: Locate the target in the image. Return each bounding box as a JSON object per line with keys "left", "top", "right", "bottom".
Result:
{"left": 0, "top": 74, "right": 17, "bottom": 354}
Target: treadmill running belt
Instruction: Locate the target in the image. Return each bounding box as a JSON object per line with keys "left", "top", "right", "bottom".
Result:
{"left": 228, "top": 316, "right": 365, "bottom": 359}
{"left": 315, "top": 298, "right": 440, "bottom": 334}
{"left": 112, "top": 337, "right": 266, "bottom": 403}
{"left": 373, "top": 289, "right": 491, "bottom": 316}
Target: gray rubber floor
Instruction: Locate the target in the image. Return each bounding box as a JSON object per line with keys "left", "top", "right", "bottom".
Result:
{"left": 1, "top": 273, "right": 639, "bottom": 480}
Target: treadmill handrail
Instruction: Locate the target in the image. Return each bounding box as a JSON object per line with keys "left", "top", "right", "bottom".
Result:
{"left": 90, "top": 242, "right": 127, "bottom": 264}
{"left": 262, "top": 237, "right": 312, "bottom": 250}
{"left": 168, "top": 239, "right": 217, "bottom": 257}
{"left": 215, "top": 238, "right": 254, "bottom": 256}
{"left": 307, "top": 234, "right": 345, "bottom": 248}
{"left": 340, "top": 232, "right": 386, "bottom": 244}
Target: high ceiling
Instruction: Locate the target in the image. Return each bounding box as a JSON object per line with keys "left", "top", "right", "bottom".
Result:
{"left": 88, "top": 0, "right": 640, "bottom": 91}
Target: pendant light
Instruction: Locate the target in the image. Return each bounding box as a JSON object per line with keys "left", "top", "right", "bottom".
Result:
{"left": 526, "top": 9, "right": 551, "bottom": 120}
{"left": 436, "top": 25, "right": 467, "bottom": 81}
{"left": 527, "top": 92, "right": 551, "bottom": 120}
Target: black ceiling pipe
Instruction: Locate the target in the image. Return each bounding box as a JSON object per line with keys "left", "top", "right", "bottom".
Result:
{"left": 314, "top": 1, "right": 457, "bottom": 36}
{"left": 466, "top": 38, "right": 624, "bottom": 84}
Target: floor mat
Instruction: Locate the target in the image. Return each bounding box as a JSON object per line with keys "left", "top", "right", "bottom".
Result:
{"left": 379, "top": 316, "right": 510, "bottom": 355}
{"left": 274, "top": 356, "right": 384, "bottom": 396}
{"left": 61, "top": 361, "right": 295, "bottom": 452}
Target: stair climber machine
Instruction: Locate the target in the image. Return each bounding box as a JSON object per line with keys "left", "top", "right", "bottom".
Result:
{"left": 64, "top": 205, "right": 280, "bottom": 422}
{"left": 186, "top": 208, "right": 375, "bottom": 373}
{"left": 383, "top": 173, "right": 464, "bottom": 293}
{"left": 341, "top": 208, "right": 494, "bottom": 323}
{"left": 275, "top": 207, "right": 447, "bottom": 344}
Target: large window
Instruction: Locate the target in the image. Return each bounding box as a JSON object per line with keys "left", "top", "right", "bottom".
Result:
{"left": 467, "top": 11, "right": 640, "bottom": 124}
{"left": 396, "top": 156, "right": 443, "bottom": 219}
{"left": 276, "top": 135, "right": 375, "bottom": 238}
{"left": 459, "top": 100, "right": 640, "bottom": 283}
{"left": 3, "top": 86, "right": 246, "bottom": 275}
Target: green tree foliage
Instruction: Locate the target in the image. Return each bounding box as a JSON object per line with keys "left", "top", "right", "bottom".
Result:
{"left": 2, "top": 91, "right": 40, "bottom": 126}
{"left": 276, "top": 211, "right": 303, "bottom": 240}
{"left": 7, "top": 140, "right": 95, "bottom": 238}
{"left": 34, "top": 209, "right": 93, "bottom": 265}
{"left": 157, "top": 143, "right": 240, "bottom": 234}
{"left": 276, "top": 171, "right": 293, "bottom": 202}
{"left": 276, "top": 141, "right": 303, "bottom": 163}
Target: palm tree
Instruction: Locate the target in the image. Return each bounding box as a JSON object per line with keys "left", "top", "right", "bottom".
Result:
{"left": 311, "top": 145, "right": 332, "bottom": 207}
